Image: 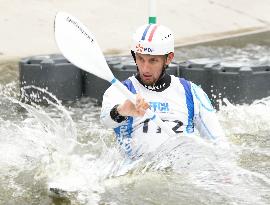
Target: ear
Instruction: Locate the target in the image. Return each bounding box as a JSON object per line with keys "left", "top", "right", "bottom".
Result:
{"left": 165, "top": 52, "right": 174, "bottom": 65}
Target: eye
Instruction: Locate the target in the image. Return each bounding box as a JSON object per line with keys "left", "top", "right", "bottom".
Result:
{"left": 137, "top": 55, "right": 144, "bottom": 62}
{"left": 150, "top": 58, "right": 158, "bottom": 63}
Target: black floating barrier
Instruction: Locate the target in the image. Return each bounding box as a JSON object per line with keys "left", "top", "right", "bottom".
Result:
{"left": 179, "top": 59, "right": 270, "bottom": 108}
{"left": 19, "top": 54, "right": 82, "bottom": 103}
{"left": 211, "top": 62, "right": 270, "bottom": 106}
{"left": 19, "top": 54, "right": 270, "bottom": 108}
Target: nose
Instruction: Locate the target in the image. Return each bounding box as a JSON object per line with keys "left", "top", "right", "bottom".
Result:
{"left": 141, "top": 60, "right": 151, "bottom": 72}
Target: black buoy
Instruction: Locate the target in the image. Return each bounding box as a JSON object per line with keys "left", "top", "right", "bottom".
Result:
{"left": 20, "top": 54, "right": 270, "bottom": 108}
{"left": 179, "top": 58, "right": 270, "bottom": 108}
{"left": 19, "top": 54, "right": 82, "bottom": 104}
{"left": 211, "top": 62, "right": 270, "bottom": 106}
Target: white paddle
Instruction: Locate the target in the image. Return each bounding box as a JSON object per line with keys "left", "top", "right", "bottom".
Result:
{"left": 54, "top": 11, "right": 176, "bottom": 137}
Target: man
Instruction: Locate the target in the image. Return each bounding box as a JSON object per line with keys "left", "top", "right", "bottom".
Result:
{"left": 100, "top": 24, "right": 225, "bottom": 159}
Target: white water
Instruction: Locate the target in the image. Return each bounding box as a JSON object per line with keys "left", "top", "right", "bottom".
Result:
{"left": 0, "top": 82, "right": 269, "bottom": 205}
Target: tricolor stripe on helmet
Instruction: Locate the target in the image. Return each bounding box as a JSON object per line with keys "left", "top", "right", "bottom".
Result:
{"left": 148, "top": 25, "right": 158, "bottom": 42}
{"left": 141, "top": 24, "right": 159, "bottom": 42}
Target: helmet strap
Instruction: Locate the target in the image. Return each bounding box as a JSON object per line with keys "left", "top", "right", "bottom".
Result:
{"left": 131, "top": 50, "right": 136, "bottom": 63}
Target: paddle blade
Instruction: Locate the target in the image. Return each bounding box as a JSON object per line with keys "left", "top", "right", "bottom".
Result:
{"left": 54, "top": 11, "right": 114, "bottom": 82}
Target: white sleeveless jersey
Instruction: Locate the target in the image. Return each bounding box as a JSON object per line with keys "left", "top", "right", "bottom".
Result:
{"left": 100, "top": 75, "right": 225, "bottom": 158}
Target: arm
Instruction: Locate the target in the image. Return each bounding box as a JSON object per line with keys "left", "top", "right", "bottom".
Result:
{"left": 100, "top": 84, "right": 126, "bottom": 128}
{"left": 191, "top": 83, "right": 225, "bottom": 140}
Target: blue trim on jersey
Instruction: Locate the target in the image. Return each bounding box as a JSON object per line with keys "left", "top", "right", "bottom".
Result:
{"left": 141, "top": 24, "right": 151, "bottom": 40}
{"left": 192, "top": 84, "right": 215, "bottom": 112}
{"left": 114, "top": 116, "right": 134, "bottom": 156}
{"left": 122, "top": 79, "right": 137, "bottom": 94}
{"left": 113, "top": 78, "right": 137, "bottom": 157}
{"left": 179, "top": 78, "right": 194, "bottom": 133}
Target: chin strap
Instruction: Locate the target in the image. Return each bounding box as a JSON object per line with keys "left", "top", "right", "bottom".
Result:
{"left": 131, "top": 50, "right": 136, "bottom": 63}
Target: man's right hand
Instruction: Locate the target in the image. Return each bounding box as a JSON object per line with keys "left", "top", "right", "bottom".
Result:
{"left": 117, "top": 94, "right": 150, "bottom": 117}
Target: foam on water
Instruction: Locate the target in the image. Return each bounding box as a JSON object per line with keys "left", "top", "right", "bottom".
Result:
{"left": 0, "top": 84, "right": 141, "bottom": 204}
{"left": 0, "top": 81, "right": 270, "bottom": 205}
{"left": 0, "top": 85, "right": 100, "bottom": 204}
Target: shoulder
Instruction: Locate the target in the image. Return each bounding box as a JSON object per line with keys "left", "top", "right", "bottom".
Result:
{"left": 170, "top": 76, "right": 192, "bottom": 93}
{"left": 171, "top": 76, "right": 191, "bottom": 86}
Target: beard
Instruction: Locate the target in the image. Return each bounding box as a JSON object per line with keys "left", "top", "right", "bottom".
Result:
{"left": 138, "top": 66, "right": 166, "bottom": 86}
{"left": 139, "top": 74, "right": 157, "bottom": 86}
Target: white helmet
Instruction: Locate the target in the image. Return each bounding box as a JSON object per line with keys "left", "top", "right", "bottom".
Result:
{"left": 131, "top": 24, "right": 174, "bottom": 55}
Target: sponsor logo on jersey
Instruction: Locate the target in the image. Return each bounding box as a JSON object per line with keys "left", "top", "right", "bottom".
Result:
{"left": 149, "top": 102, "right": 169, "bottom": 112}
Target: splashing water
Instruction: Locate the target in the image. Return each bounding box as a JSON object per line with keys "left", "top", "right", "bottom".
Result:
{"left": 0, "top": 84, "right": 114, "bottom": 204}
{"left": 0, "top": 82, "right": 270, "bottom": 204}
